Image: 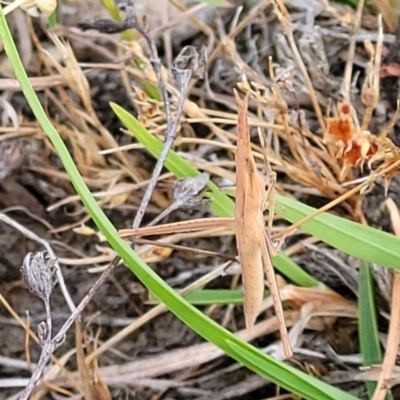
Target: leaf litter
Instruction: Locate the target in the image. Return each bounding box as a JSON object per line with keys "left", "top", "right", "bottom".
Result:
{"left": 1, "top": 0, "right": 400, "bottom": 399}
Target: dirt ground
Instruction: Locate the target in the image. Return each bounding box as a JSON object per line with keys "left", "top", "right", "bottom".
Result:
{"left": 1, "top": 0, "right": 400, "bottom": 399}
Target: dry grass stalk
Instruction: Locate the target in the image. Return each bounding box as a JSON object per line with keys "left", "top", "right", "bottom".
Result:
{"left": 75, "top": 319, "right": 111, "bottom": 400}
{"left": 361, "top": 15, "right": 383, "bottom": 130}
{"left": 234, "top": 90, "right": 291, "bottom": 358}
{"left": 120, "top": 217, "right": 234, "bottom": 238}
{"left": 342, "top": 0, "right": 365, "bottom": 100}
{"left": 16, "top": 251, "right": 118, "bottom": 399}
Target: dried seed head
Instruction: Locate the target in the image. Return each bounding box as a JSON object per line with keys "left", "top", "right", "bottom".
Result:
{"left": 46, "top": 34, "right": 91, "bottom": 109}
{"left": 21, "top": 251, "right": 58, "bottom": 301}
{"left": 172, "top": 46, "right": 207, "bottom": 80}
{"left": 173, "top": 173, "right": 209, "bottom": 206}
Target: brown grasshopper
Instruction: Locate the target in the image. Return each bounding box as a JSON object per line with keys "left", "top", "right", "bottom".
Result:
{"left": 234, "top": 89, "right": 292, "bottom": 358}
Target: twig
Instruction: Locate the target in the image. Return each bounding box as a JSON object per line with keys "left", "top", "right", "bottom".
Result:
{"left": 273, "top": 157, "right": 400, "bottom": 241}
{"left": 342, "top": 0, "right": 365, "bottom": 101}
{"left": 96, "top": 0, "right": 191, "bottom": 229}
{"left": 19, "top": 255, "right": 118, "bottom": 400}
{"left": 146, "top": 172, "right": 210, "bottom": 227}
{"left": 131, "top": 42, "right": 206, "bottom": 229}
{"left": 129, "top": 237, "right": 236, "bottom": 262}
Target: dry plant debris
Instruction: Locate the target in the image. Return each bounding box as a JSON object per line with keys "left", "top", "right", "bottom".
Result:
{"left": 1, "top": 0, "right": 400, "bottom": 399}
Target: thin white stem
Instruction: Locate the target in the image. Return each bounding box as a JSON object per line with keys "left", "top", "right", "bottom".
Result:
{"left": 3, "top": 0, "right": 30, "bottom": 15}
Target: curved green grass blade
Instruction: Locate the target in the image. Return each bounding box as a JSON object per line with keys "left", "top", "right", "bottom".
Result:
{"left": 151, "top": 289, "right": 261, "bottom": 305}
{"left": 273, "top": 249, "right": 318, "bottom": 287}
{"left": 225, "top": 339, "right": 356, "bottom": 400}
{"left": 0, "top": 9, "right": 359, "bottom": 399}
{"left": 276, "top": 196, "right": 400, "bottom": 270}
{"left": 111, "top": 103, "right": 318, "bottom": 287}
{"left": 150, "top": 289, "right": 248, "bottom": 305}
{"left": 185, "top": 289, "right": 245, "bottom": 304}
{"left": 47, "top": 11, "right": 57, "bottom": 28}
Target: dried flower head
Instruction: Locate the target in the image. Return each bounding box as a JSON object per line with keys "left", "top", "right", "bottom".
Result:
{"left": 172, "top": 46, "right": 207, "bottom": 80}
{"left": 173, "top": 172, "right": 209, "bottom": 207}
{"left": 21, "top": 251, "right": 57, "bottom": 302}
{"left": 324, "top": 100, "right": 400, "bottom": 180}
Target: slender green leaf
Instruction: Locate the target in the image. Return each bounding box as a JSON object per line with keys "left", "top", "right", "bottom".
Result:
{"left": 226, "top": 340, "right": 356, "bottom": 400}
{"left": 186, "top": 289, "right": 245, "bottom": 304}
{"left": 273, "top": 250, "right": 318, "bottom": 287}
{"left": 359, "top": 262, "right": 382, "bottom": 398}
{"left": 150, "top": 289, "right": 261, "bottom": 305}
{"left": 47, "top": 12, "right": 57, "bottom": 28}
{"left": 276, "top": 196, "right": 400, "bottom": 270}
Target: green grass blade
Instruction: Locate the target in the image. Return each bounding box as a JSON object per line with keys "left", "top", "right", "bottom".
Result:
{"left": 185, "top": 289, "right": 246, "bottom": 304}
{"left": 150, "top": 289, "right": 262, "bottom": 305}
{"left": 47, "top": 11, "right": 57, "bottom": 28}
{"left": 225, "top": 339, "right": 356, "bottom": 400}
{"left": 0, "top": 10, "right": 359, "bottom": 397}
{"left": 358, "top": 262, "right": 383, "bottom": 398}
{"left": 277, "top": 195, "right": 400, "bottom": 270}
{"left": 272, "top": 250, "right": 319, "bottom": 287}
{"left": 111, "top": 103, "right": 318, "bottom": 287}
